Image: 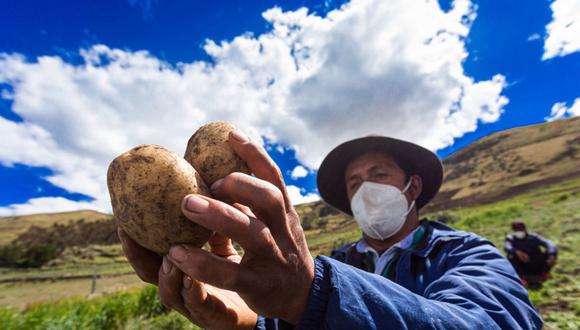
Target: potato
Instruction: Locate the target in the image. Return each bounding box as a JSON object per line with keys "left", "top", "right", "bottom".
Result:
{"left": 184, "top": 121, "right": 251, "bottom": 185}
{"left": 107, "top": 144, "right": 212, "bottom": 255}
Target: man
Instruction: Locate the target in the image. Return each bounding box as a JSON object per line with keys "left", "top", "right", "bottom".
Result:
{"left": 119, "top": 132, "right": 543, "bottom": 329}
{"left": 505, "top": 222, "right": 557, "bottom": 288}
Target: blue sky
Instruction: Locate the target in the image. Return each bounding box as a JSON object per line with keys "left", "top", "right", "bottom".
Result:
{"left": 0, "top": 0, "right": 578, "bottom": 215}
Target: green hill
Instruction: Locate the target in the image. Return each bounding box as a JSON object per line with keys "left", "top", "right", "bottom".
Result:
{"left": 426, "top": 116, "right": 580, "bottom": 212}
{"left": 0, "top": 210, "right": 110, "bottom": 246}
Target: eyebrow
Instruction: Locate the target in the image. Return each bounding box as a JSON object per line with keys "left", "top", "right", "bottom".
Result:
{"left": 346, "top": 164, "right": 389, "bottom": 183}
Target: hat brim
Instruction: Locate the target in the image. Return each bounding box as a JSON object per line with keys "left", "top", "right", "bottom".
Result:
{"left": 317, "top": 136, "right": 443, "bottom": 215}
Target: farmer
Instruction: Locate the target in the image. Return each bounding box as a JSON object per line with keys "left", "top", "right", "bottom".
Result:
{"left": 119, "top": 132, "right": 543, "bottom": 329}
{"left": 505, "top": 222, "right": 557, "bottom": 287}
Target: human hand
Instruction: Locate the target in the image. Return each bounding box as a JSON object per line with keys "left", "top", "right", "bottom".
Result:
{"left": 158, "top": 232, "right": 257, "bottom": 330}
{"left": 167, "top": 130, "right": 315, "bottom": 325}
{"left": 546, "top": 255, "right": 556, "bottom": 267}
{"left": 119, "top": 229, "right": 258, "bottom": 329}
{"left": 515, "top": 250, "right": 530, "bottom": 263}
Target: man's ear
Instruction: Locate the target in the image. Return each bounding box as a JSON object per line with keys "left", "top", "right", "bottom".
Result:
{"left": 409, "top": 174, "right": 422, "bottom": 201}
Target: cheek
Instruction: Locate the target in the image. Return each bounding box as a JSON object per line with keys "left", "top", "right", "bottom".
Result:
{"left": 346, "top": 188, "right": 354, "bottom": 201}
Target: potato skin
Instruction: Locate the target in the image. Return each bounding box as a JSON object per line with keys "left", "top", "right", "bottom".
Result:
{"left": 184, "top": 121, "right": 251, "bottom": 185}
{"left": 107, "top": 144, "right": 212, "bottom": 255}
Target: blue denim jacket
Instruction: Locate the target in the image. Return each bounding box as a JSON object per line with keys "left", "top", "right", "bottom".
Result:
{"left": 255, "top": 220, "right": 543, "bottom": 329}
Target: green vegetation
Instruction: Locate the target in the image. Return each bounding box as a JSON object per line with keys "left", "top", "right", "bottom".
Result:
{"left": 0, "top": 178, "right": 578, "bottom": 329}
{"left": 0, "top": 285, "right": 200, "bottom": 330}
{"left": 0, "top": 243, "right": 61, "bottom": 268}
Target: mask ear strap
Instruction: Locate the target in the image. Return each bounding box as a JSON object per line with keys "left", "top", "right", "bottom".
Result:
{"left": 404, "top": 200, "right": 416, "bottom": 216}
{"left": 402, "top": 177, "right": 413, "bottom": 193}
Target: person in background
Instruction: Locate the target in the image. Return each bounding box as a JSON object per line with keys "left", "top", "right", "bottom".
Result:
{"left": 504, "top": 222, "right": 557, "bottom": 288}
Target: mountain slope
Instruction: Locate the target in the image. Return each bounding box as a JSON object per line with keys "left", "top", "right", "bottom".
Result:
{"left": 424, "top": 116, "right": 580, "bottom": 212}
{"left": 0, "top": 210, "right": 110, "bottom": 246}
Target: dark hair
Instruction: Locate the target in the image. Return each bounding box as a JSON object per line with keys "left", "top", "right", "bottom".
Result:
{"left": 512, "top": 222, "right": 527, "bottom": 231}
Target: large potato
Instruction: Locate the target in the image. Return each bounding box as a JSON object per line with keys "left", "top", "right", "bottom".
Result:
{"left": 107, "top": 144, "right": 212, "bottom": 255}
{"left": 184, "top": 121, "right": 251, "bottom": 185}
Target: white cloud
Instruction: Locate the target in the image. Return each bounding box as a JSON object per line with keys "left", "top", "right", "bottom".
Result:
{"left": 290, "top": 165, "right": 309, "bottom": 180}
{"left": 0, "top": 0, "right": 509, "bottom": 215}
{"left": 286, "top": 185, "right": 320, "bottom": 205}
{"left": 545, "top": 98, "right": 580, "bottom": 121}
{"left": 0, "top": 197, "right": 101, "bottom": 217}
{"left": 527, "top": 33, "right": 541, "bottom": 41}
{"left": 543, "top": 0, "right": 580, "bottom": 60}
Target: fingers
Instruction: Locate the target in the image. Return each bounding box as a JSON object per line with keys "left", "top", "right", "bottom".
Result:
{"left": 182, "top": 279, "right": 247, "bottom": 330}
{"left": 158, "top": 257, "right": 190, "bottom": 317}
{"left": 167, "top": 244, "right": 252, "bottom": 292}
{"left": 211, "top": 173, "right": 287, "bottom": 234}
{"left": 182, "top": 278, "right": 211, "bottom": 323}
{"left": 118, "top": 227, "right": 161, "bottom": 284}
{"left": 228, "top": 131, "right": 292, "bottom": 210}
{"left": 181, "top": 194, "right": 273, "bottom": 252}
{"left": 207, "top": 232, "right": 240, "bottom": 260}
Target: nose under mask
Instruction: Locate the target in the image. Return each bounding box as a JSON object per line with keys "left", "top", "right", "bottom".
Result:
{"left": 350, "top": 179, "right": 415, "bottom": 240}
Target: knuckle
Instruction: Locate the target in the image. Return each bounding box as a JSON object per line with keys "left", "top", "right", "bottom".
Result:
{"left": 228, "top": 171, "right": 248, "bottom": 182}
{"left": 272, "top": 164, "right": 283, "bottom": 180}
{"left": 262, "top": 185, "right": 284, "bottom": 208}
{"left": 220, "top": 173, "right": 239, "bottom": 189}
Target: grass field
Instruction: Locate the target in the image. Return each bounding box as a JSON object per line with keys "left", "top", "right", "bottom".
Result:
{"left": 0, "top": 177, "right": 578, "bottom": 329}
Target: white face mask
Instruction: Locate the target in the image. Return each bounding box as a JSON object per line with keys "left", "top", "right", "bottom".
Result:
{"left": 350, "top": 179, "right": 415, "bottom": 240}
{"left": 513, "top": 231, "right": 526, "bottom": 239}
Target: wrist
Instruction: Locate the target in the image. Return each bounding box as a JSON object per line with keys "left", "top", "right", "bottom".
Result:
{"left": 285, "top": 257, "right": 316, "bottom": 325}
{"left": 287, "top": 256, "right": 330, "bottom": 327}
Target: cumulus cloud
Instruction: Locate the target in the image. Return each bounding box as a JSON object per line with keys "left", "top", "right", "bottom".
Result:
{"left": 545, "top": 98, "right": 580, "bottom": 121}
{"left": 543, "top": 0, "right": 580, "bottom": 60}
{"left": 0, "top": 0, "right": 509, "bottom": 215}
{"left": 290, "top": 165, "right": 309, "bottom": 180}
{"left": 286, "top": 185, "right": 320, "bottom": 205}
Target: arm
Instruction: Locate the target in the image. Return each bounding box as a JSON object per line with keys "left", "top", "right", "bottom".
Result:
{"left": 294, "top": 239, "right": 542, "bottom": 330}
{"left": 504, "top": 235, "right": 515, "bottom": 255}
{"left": 531, "top": 233, "right": 558, "bottom": 256}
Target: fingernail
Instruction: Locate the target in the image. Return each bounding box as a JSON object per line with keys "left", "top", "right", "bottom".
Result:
{"left": 231, "top": 130, "right": 249, "bottom": 143}
{"left": 169, "top": 245, "right": 189, "bottom": 262}
{"left": 162, "top": 256, "right": 173, "bottom": 274}
{"left": 183, "top": 276, "right": 192, "bottom": 289}
{"left": 211, "top": 178, "right": 223, "bottom": 191}
{"left": 184, "top": 195, "right": 209, "bottom": 213}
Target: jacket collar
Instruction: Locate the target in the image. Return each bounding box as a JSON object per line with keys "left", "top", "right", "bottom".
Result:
{"left": 412, "top": 219, "right": 468, "bottom": 258}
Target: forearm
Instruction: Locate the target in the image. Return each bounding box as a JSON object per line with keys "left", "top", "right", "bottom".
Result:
{"left": 503, "top": 239, "right": 515, "bottom": 254}
{"left": 295, "top": 255, "right": 541, "bottom": 330}
{"left": 297, "top": 257, "right": 493, "bottom": 329}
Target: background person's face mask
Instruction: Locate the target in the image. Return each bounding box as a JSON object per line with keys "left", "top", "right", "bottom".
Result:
{"left": 350, "top": 179, "right": 415, "bottom": 240}
{"left": 513, "top": 231, "right": 526, "bottom": 239}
